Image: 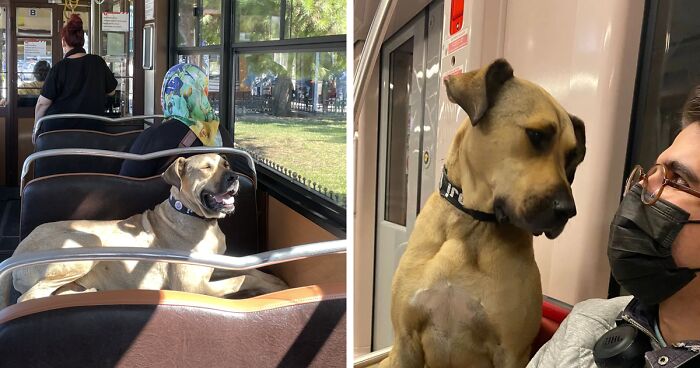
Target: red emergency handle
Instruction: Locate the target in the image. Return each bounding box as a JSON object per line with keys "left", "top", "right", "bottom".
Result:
{"left": 450, "top": 0, "right": 464, "bottom": 35}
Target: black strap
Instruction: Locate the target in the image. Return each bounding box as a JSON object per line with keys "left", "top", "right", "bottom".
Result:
{"left": 64, "top": 47, "right": 86, "bottom": 58}
{"left": 439, "top": 166, "right": 498, "bottom": 223}
{"left": 168, "top": 195, "right": 205, "bottom": 219}
{"left": 157, "top": 121, "right": 199, "bottom": 174}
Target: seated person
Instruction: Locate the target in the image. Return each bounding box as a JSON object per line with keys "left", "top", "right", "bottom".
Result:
{"left": 19, "top": 60, "right": 51, "bottom": 96}
{"left": 120, "top": 63, "right": 222, "bottom": 177}
{"left": 528, "top": 87, "right": 700, "bottom": 367}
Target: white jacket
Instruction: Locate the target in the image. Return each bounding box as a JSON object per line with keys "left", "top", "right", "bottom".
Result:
{"left": 527, "top": 296, "right": 633, "bottom": 368}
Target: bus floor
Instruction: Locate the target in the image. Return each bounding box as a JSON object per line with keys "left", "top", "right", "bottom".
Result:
{"left": 0, "top": 186, "right": 20, "bottom": 262}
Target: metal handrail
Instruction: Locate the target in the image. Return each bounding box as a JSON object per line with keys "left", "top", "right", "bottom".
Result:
{"left": 354, "top": 0, "right": 398, "bottom": 122}
{"left": 21, "top": 147, "right": 256, "bottom": 192}
{"left": 354, "top": 347, "right": 392, "bottom": 367}
{"left": 33, "top": 114, "right": 164, "bottom": 144}
{"left": 0, "top": 240, "right": 347, "bottom": 294}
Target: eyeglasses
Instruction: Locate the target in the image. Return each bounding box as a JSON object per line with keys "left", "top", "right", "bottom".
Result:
{"left": 625, "top": 164, "right": 700, "bottom": 205}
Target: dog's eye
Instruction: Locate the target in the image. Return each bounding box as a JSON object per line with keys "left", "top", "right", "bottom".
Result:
{"left": 526, "top": 129, "right": 547, "bottom": 149}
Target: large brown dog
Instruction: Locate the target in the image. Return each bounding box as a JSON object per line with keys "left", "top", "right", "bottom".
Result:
{"left": 1, "top": 154, "right": 287, "bottom": 308}
{"left": 380, "top": 59, "right": 586, "bottom": 368}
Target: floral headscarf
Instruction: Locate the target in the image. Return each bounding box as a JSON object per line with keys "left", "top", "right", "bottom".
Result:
{"left": 161, "top": 63, "right": 222, "bottom": 146}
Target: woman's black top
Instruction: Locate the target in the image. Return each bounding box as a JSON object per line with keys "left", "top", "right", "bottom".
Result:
{"left": 40, "top": 54, "right": 118, "bottom": 132}
{"left": 119, "top": 119, "right": 203, "bottom": 178}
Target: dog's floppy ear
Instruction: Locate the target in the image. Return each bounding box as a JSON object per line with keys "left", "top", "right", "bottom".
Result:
{"left": 565, "top": 114, "right": 586, "bottom": 184}
{"left": 444, "top": 58, "right": 514, "bottom": 125}
{"left": 162, "top": 157, "right": 186, "bottom": 189}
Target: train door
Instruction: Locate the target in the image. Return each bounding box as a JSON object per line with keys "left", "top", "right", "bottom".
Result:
{"left": 11, "top": 4, "right": 58, "bottom": 186}
{"left": 373, "top": 1, "right": 443, "bottom": 350}
{"left": 4, "top": 1, "right": 91, "bottom": 186}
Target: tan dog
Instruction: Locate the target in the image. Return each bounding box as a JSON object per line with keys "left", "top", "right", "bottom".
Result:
{"left": 1, "top": 153, "right": 287, "bottom": 308}
{"left": 380, "top": 59, "right": 586, "bottom": 368}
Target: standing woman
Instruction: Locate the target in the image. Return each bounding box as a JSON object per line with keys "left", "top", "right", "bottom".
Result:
{"left": 35, "top": 14, "right": 118, "bottom": 133}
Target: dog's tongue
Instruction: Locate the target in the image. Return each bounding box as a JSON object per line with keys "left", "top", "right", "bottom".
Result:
{"left": 214, "top": 192, "right": 235, "bottom": 205}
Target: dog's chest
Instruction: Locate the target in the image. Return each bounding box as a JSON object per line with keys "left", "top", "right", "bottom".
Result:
{"left": 410, "top": 281, "right": 487, "bottom": 337}
{"left": 408, "top": 269, "right": 541, "bottom": 366}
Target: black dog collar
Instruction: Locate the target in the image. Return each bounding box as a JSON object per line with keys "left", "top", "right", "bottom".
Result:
{"left": 440, "top": 167, "right": 498, "bottom": 223}
{"left": 169, "top": 195, "right": 205, "bottom": 219}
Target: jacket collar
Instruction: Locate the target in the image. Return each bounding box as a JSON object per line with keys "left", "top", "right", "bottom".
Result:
{"left": 620, "top": 298, "right": 700, "bottom": 367}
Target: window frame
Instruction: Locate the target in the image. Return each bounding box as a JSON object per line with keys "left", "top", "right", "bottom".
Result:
{"left": 170, "top": 0, "right": 347, "bottom": 237}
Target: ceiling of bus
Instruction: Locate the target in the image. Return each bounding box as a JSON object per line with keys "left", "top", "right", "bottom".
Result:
{"left": 354, "top": 0, "right": 433, "bottom": 47}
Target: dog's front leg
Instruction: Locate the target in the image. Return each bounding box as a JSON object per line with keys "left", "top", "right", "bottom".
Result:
{"left": 380, "top": 335, "right": 425, "bottom": 368}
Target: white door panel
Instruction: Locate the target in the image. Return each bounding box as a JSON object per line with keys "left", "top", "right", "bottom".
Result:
{"left": 373, "top": 1, "right": 443, "bottom": 351}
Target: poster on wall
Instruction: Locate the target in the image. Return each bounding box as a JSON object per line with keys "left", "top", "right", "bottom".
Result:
{"left": 24, "top": 40, "right": 47, "bottom": 58}
{"left": 102, "top": 12, "right": 129, "bottom": 32}
{"left": 145, "top": 0, "right": 154, "bottom": 21}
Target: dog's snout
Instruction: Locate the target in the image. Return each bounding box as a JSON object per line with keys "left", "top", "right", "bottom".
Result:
{"left": 552, "top": 195, "right": 576, "bottom": 219}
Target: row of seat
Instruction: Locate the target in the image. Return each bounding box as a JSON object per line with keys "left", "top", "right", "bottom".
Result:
{"left": 26, "top": 118, "right": 260, "bottom": 256}
{"left": 0, "top": 115, "right": 347, "bottom": 367}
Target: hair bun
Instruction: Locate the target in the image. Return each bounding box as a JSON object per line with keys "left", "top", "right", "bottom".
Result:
{"left": 66, "top": 14, "right": 83, "bottom": 32}
{"left": 61, "top": 14, "right": 85, "bottom": 48}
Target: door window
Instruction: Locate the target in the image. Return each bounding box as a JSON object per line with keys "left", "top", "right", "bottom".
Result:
{"left": 384, "top": 39, "right": 414, "bottom": 226}
{"left": 16, "top": 8, "right": 52, "bottom": 105}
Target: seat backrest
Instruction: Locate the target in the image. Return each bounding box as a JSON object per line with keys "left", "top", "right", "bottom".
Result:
{"left": 20, "top": 172, "right": 259, "bottom": 256}
{"left": 531, "top": 297, "right": 573, "bottom": 356}
{"left": 37, "top": 118, "right": 144, "bottom": 136}
{"left": 34, "top": 130, "right": 142, "bottom": 177}
{"left": 0, "top": 285, "right": 346, "bottom": 368}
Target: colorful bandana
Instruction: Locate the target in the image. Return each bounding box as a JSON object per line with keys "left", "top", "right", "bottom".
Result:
{"left": 161, "top": 63, "right": 222, "bottom": 146}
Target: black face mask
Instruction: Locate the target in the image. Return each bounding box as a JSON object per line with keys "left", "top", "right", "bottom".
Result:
{"left": 608, "top": 185, "right": 700, "bottom": 306}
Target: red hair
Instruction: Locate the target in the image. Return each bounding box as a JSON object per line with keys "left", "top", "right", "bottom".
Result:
{"left": 61, "top": 14, "right": 84, "bottom": 48}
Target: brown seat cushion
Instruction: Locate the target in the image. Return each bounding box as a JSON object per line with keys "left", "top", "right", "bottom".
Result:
{"left": 0, "top": 284, "right": 346, "bottom": 368}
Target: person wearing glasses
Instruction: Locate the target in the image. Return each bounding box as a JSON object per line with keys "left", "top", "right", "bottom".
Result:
{"left": 528, "top": 87, "right": 700, "bottom": 368}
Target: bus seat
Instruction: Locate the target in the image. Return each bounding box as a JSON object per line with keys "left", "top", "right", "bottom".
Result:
{"left": 34, "top": 130, "right": 142, "bottom": 177}
{"left": 531, "top": 296, "right": 572, "bottom": 356}
{"left": 0, "top": 284, "right": 346, "bottom": 367}
{"left": 37, "top": 118, "right": 144, "bottom": 136}
{"left": 30, "top": 126, "right": 249, "bottom": 181}
{"left": 19, "top": 172, "right": 259, "bottom": 257}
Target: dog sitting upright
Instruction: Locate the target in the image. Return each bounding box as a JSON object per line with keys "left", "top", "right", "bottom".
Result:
{"left": 1, "top": 154, "right": 287, "bottom": 308}
{"left": 380, "top": 59, "right": 586, "bottom": 368}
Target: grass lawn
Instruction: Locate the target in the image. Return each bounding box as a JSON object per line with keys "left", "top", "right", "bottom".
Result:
{"left": 234, "top": 113, "right": 347, "bottom": 201}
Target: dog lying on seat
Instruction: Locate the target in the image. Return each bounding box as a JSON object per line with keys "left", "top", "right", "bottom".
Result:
{"left": 1, "top": 154, "right": 287, "bottom": 308}
{"left": 380, "top": 59, "right": 586, "bottom": 368}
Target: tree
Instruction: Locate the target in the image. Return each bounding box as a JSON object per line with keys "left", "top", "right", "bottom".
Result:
{"left": 236, "top": 0, "right": 281, "bottom": 42}
{"left": 285, "top": 0, "right": 346, "bottom": 39}
{"left": 200, "top": 0, "right": 222, "bottom": 46}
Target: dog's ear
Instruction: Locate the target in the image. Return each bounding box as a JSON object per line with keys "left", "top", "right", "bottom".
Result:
{"left": 444, "top": 58, "right": 514, "bottom": 125}
{"left": 162, "top": 157, "right": 186, "bottom": 189}
{"left": 565, "top": 114, "right": 586, "bottom": 184}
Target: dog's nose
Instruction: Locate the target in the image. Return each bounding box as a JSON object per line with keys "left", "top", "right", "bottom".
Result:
{"left": 552, "top": 197, "right": 576, "bottom": 219}
{"left": 550, "top": 186, "right": 577, "bottom": 219}
{"left": 226, "top": 173, "right": 239, "bottom": 192}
